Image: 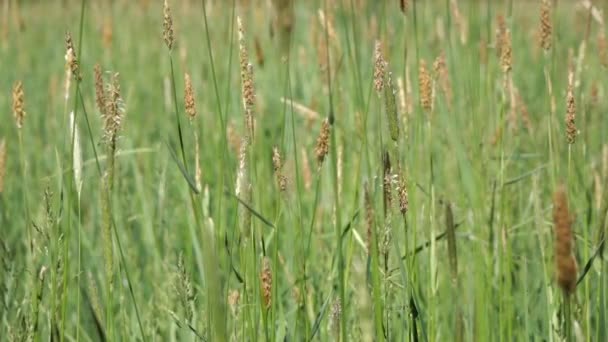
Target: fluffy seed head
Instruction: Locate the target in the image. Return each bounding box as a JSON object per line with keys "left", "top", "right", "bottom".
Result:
{"left": 398, "top": 170, "right": 409, "bottom": 216}
{"left": 553, "top": 185, "right": 577, "bottom": 295}
{"left": 163, "top": 0, "right": 174, "bottom": 50}
{"left": 539, "top": 0, "right": 552, "bottom": 51}
{"left": 184, "top": 73, "right": 197, "bottom": 121}
{"left": 565, "top": 69, "right": 577, "bottom": 144}
{"left": 260, "top": 257, "right": 272, "bottom": 309}
{"left": 65, "top": 31, "right": 81, "bottom": 81}
{"left": 418, "top": 59, "right": 433, "bottom": 112}
{"left": 0, "top": 139, "right": 5, "bottom": 193}
{"left": 314, "top": 118, "right": 330, "bottom": 166}
{"left": 12, "top": 81, "right": 26, "bottom": 129}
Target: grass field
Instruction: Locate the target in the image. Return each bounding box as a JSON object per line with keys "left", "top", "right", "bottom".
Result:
{"left": 1, "top": 0, "right": 607, "bottom": 340}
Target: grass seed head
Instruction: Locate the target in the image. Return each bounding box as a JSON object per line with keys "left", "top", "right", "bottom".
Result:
{"left": 103, "top": 73, "right": 124, "bottom": 147}
{"left": 373, "top": 40, "right": 386, "bottom": 95}
{"left": 314, "top": 118, "right": 330, "bottom": 166}
{"left": 565, "top": 69, "right": 577, "bottom": 144}
{"left": 260, "top": 257, "right": 272, "bottom": 309}
{"left": 553, "top": 185, "right": 577, "bottom": 295}
{"left": 184, "top": 73, "right": 197, "bottom": 121}
{"left": 398, "top": 169, "right": 409, "bottom": 216}
{"left": 419, "top": 59, "right": 433, "bottom": 112}
{"left": 272, "top": 146, "right": 287, "bottom": 192}
{"left": 94, "top": 64, "right": 106, "bottom": 116}
{"left": 12, "top": 81, "right": 26, "bottom": 129}
{"left": 539, "top": 0, "right": 552, "bottom": 51}
{"left": 500, "top": 30, "right": 512, "bottom": 73}
{"left": 65, "top": 31, "right": 81, "bottom": 81}
{"left": 163, "top": 0, "right": 174, "bottom": 50}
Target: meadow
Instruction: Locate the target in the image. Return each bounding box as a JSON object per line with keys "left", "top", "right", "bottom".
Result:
{"left": 0, "top": 0, "right": 607, "bottom": 340}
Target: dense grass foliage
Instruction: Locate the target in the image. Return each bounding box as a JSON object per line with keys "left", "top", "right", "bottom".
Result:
{"left": 1, "top": 0, "right": 607, "bottom": 340}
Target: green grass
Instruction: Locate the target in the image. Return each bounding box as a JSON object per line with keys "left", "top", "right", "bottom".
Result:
{"left": 1, "top": 0, "right": 607, "bottom": 340}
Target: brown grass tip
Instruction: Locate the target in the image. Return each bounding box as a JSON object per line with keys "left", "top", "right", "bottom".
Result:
{"left": 314, "top": 118, "right": 330, "bottom": 166}
{"left": 418, "top": 59, "right": 433, "bottom": 112}
{"left": 553, "top": 185, "right": 577, "bottom": 295}
{"left": 184, "top": 73, "right": 197, "bottom": 121}
{"left": 260, "top": 257, "right": 272, "bottom": 309}
{"left": 373, "top": 40, "right": 386, "bottom": 94}
{"left": 163, "top": 0, "right": 174, "bottom": 50}
{"left": 565, "top": 70, "right": 577, "bottom": 144}
{"left": 539, "top": 0, "right": 552, "bottom": 51}
{"left": 65, "top": 31, "right": 81, "bottom": 81}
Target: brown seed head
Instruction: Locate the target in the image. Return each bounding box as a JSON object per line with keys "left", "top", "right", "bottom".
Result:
{"left": 184, "top": 73, "right": 197, "bottom": 121}
{"left": 12, "top": 81, "right": 26, "bottom": 129}
{"left": 373, "top": 40, "right": 386, "bottom": 94}
{"left": 565, "top": 69, "right": 577, "bottom": 144}
{"left": 65, "top": 31, "right": 81, "bottom": 81}
{"left": 94, "top": 64, "right": 106, "bottom": 116}
{"left": 163, "top": 0, "right": 174, "bottom": 50}
{"left": 495, "top": 14, "right": 507, "bottom": 57}
{"left": 260, "top": 257, "right": 272, "bottom": 309}
{"left": 418, "top": 59, "right": 433, "bottom": 112}
{"left": 314, "top": 118, "right": 330, "bottom": 166}
{"left": 553, "top": 185, "right": 577, "bottom": 295}
{"left": 0, "top": 139, "right": 5, "bottom": 193}
{"left": 433, "top": 52, "right": 453, "bottom": 108}
{"left": 539, "top": 0, "right": 552, "bottom": 51}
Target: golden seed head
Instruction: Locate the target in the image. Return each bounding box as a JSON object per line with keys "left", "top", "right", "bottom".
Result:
{"left": 500, "top": 30, "right": 512, "bottom": 73}
{"left": 260, "top": 257, "right": 272, "bottom": 309}
{"left": 314, "top": 118, "right": 330, "bottom": 166}
{"left": 103, "top": 73, "right": 124, "bottom": 146}
{"left": 0, "top": 139, "right": 5, "bottom": 193}
{"left": 418, "top": 59, "right": 433, "bottom": 112}
{"left": 184, "top": 73, "right": 197, "bottom": 121}
{"left": 539, "top": 0, "right": 552, "bottom": 51}
{"left": 373, "top": 40, "right": 386, "bottom": 94}
{"left": 553, "top": 185, "right": 577, "bottom": 295}
{"left": 163, "top": 0, "right": 174, "bottom": 50}
{"left": 565, "top": 69, "right": 577, "bottom": 144}
{"left": 94, "top": 64, "right": 106, "bottom": 116}
{"left": 65, "top": 31, "right": 81, "bottom": 81}
{"left": 12, "top": 81, "right": 26, "bottom": 129}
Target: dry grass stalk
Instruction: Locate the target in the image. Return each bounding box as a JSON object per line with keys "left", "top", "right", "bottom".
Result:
{"left": 419, "top": 59, "right": 433, "bottom": 112}
{"left": 565, "top": 69, "right": 577, "bottom": 144}
{"left": 553, "top": 185, "right": 577, "bottom": 295}
{"left": 280, "top": 97, "right": 320, "bottom": 129}
{"left": 163, "top": 0, "right": 174, "bottom": 50}
{"left": 65, "top": 31, "right": 81, "bottom": 81}
{"left": 12, "top": 81, "right": 26, "bottom": 129}
{"left": 272, "top": 146, "right": 287, "bottom": 192}
{"left": 314, "top": 118, "right": 330, "bottom": 167}
{"left": 94, "top": 64, "right": 106, "bottom": 116}
{"left": 301, "top": 148, "right": 312, "bottom": 191}
{"left": 450, "top": 0, "right": 467, "bottom": 44}
{"left": 599, "top": 31, "right": 608, "bottom": 68}
{"left": 184, "top": 73, "right": 196, "bottom": 122}
{"left": 260, "top": 257, "right": 272, "bottom": 309}
{"left": 539, "top": 0, "right": 552, "bottom": 51}
{"left": 0, "top": 139, "right": 5, "bottom": 193}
